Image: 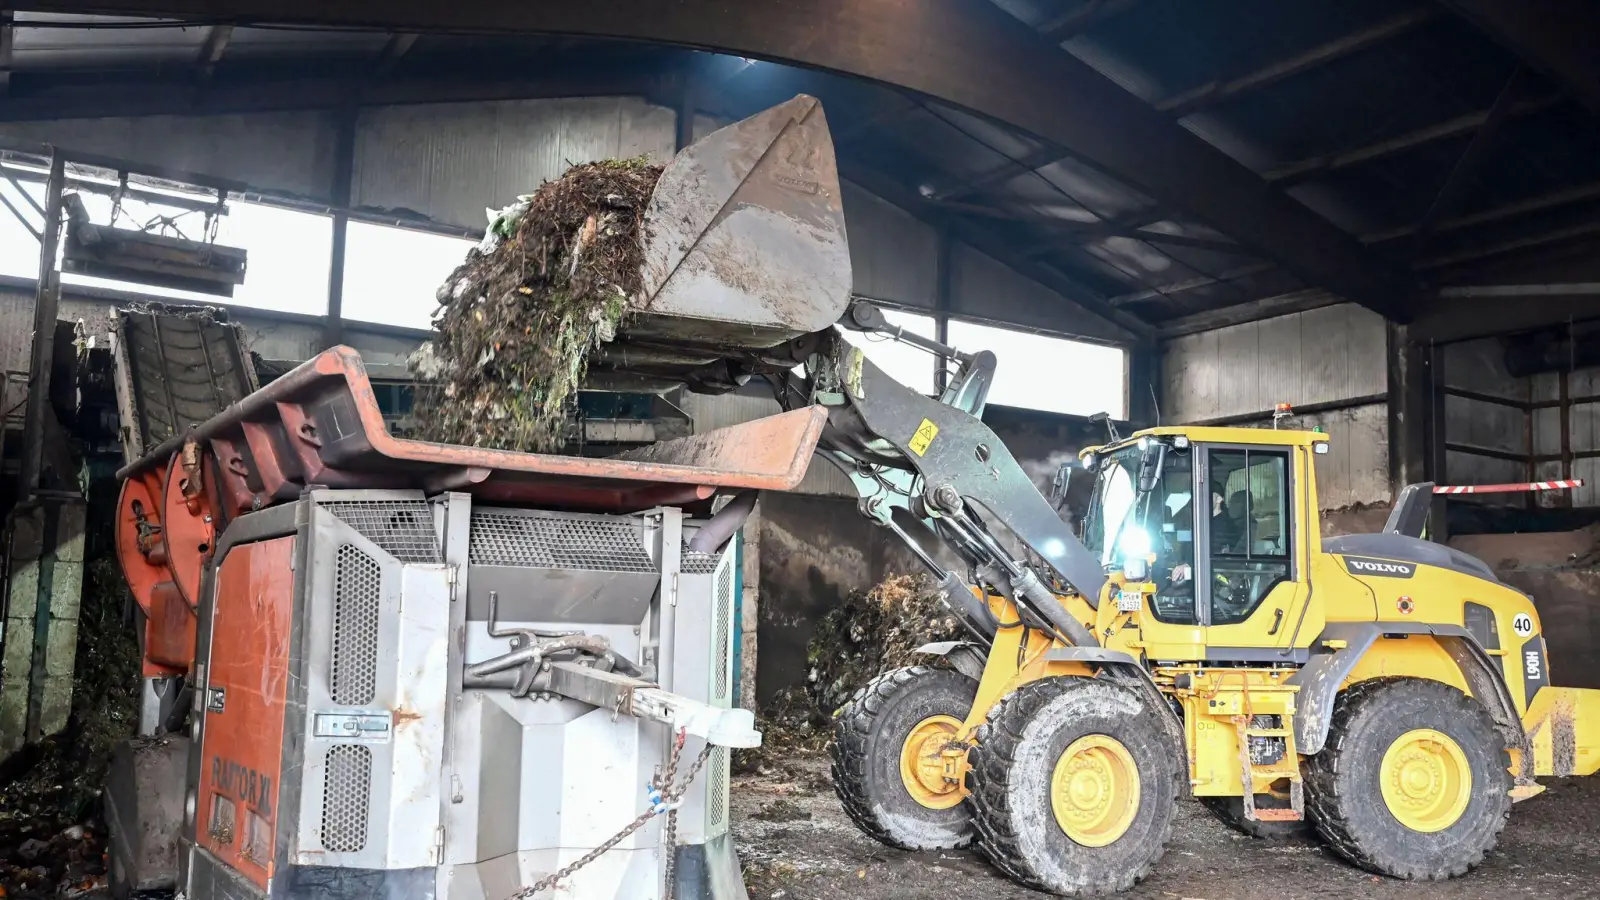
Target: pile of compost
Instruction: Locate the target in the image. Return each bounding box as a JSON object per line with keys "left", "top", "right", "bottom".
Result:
{"left": 0, "top": 556, "right": 140, "bottom": 899}
{"left": 736, "top": 574, "right": 963, "bottom": 777}
{"left": 804, "top": 573, "right": 965, "bottom": 717}
{"left": 410, "top": 157, "right": 664, "bottom": 453}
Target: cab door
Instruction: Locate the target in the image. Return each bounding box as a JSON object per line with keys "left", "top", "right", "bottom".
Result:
{"left": 1194, "top": 444, "right": 1312, "bottom": 659}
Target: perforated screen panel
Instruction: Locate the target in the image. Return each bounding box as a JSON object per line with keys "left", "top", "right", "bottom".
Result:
{"left": 470, "top": 511, "right": 656, "bottom": 571}
{"left": 320, "top": 745, "right": 373, "bottom": 853}
{"left": 714, "top": 564, "right": 734, "bottom": 699}
{"left": 706, "top": 747, "right": 728, "bottom": 832}
{"left": 324, "top": 501, "right": 441, "bottom": 563}
{"left": 332, "top": 545, "right": 381, "bottom": 706}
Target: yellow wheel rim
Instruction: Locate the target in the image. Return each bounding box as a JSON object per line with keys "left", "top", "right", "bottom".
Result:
{"left": 1380, "top": 728, "right": 1472, "bottom": 833}
{"left": 1050, "top": 735, "right": 1141, "bottom": 847}
{"left": 899, "top": 715, "right": 964, "bottom": 809}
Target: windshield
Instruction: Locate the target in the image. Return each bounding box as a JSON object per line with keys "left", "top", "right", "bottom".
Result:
{"left": 1082, "top": 443, "right": 1198, "bottom": 623}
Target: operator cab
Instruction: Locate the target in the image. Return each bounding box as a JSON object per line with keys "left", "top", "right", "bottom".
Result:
{"left": 1074, "top": 427, "right": 1329, "bottom": 654}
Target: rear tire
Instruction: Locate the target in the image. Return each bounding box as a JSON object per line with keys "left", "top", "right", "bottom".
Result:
{"left": 968, "top": 677, "right": 1179, "bottom": 896}
{"left": 1306, "top": 677, "right": 1510, "bottom": 880}
{"left": 1199, "top": 793, "right": 1310, "bottom": 840}
{"left": 831, "top": 666, "right": 979, "bottom": 850}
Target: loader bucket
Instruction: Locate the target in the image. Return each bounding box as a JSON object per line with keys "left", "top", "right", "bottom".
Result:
{"left": 600, "top": 95, "right": 851, "bottom": 385}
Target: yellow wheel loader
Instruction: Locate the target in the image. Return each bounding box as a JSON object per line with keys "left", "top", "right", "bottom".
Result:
{"left": 787, "top": 314, "right": 1600, "bottom": 895}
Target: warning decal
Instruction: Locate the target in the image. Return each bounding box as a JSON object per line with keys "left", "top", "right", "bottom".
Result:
{"left": 909, "top": 419, "right": 939, "bottom": 457}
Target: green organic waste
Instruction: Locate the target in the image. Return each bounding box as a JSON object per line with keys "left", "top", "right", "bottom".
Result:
{"left": 411, "top": 156, "right": 664, "bottom": 452}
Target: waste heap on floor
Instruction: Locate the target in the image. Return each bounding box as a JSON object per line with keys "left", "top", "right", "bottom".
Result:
{"left": 742, "top": 574, "right": 964, "bottom": 770}
{"left": 410, "top": 157, "right": 664, "bottom": 453}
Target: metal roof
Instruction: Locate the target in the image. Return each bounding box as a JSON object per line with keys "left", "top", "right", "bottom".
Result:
{"left": 3, "top": 2, "right": 1599, "bottom": 342}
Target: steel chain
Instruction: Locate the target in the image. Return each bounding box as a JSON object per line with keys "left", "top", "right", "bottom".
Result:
{"left": 510, "top": 728, "right": 714, "bottom": 900}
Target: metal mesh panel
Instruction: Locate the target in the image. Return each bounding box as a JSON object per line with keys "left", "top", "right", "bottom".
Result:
{"left": 324, "top": 501, "right": 441, "bottom": 564}
{"left": 714, "top": 564, "right": 734, "bottom": 698}
{"left": 320, "top": 745, "right": 372, "bottom": 853}
{"left": 470, "top": 511, "right": 655, "bottom": 571}
{"left": 682, "top": 549, "right": 721, "bottom": 575}
{"left": 706, "top": 747, "right": 728, "bottom": 831}
{"left": 332, "top": 545, "right": 381, "bottom": 706}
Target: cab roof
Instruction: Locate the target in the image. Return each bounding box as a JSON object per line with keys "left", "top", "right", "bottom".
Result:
{"left": 1081, "top": 425, "right": 1330, "bottom": 459}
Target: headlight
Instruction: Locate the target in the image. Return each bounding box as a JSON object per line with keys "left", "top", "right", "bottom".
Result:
{"left": 1137, "top": 436, "right": 1153, "bottom": 451}
{"left": 1082, "top": 452, "right": 1098, "bottom": 469}
{"left": 1118, "top": 528, "right": 1151, "bottom": 558}
{"left": 1122, "top": 557, "right": 1150, "bottom": 583}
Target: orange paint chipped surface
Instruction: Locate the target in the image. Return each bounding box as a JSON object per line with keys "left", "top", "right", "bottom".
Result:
{"left": 196, "top": 537, "right": 297, "bottom": 888}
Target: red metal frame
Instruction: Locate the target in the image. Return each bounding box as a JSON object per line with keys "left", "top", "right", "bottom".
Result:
{"left": 115, "top": 346, "right": 827, "bottom": 675}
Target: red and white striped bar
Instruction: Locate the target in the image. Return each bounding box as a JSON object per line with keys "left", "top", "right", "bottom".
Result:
{"left": 1434, "top": 479, "right": 1585, "bottom": 495}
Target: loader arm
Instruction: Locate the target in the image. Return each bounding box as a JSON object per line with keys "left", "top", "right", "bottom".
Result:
{"left": 778, "top": 320, "right": 1105, "bottom": 649}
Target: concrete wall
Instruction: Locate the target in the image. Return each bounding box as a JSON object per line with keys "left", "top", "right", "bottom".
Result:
{"left": 1161, "top": 303, "right": 1391, "bottom": 509}
{"left": 1441, "top": 338, "right": 1529, "bottom": 502}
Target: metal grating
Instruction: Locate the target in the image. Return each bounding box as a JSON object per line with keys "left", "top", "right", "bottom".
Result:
{"left": 324, "top": 501, "right": 441, "bottom": 564}
{"left": 682, "top": 548, "right": 721, "bottom": 575}
{"left": 470, "top": 511, "right": 655, "bottom": 571}
{"left": 706, "top": 746, "right": 728, "bottom": 832}
{"left": 320, "top": 745, "right": 372, "bottom": 853}
{"left": 713, "top": 563, "right": 733, "bottom": 699}
{"left": 331, "top": 545, "right": 381, "bottom": 706}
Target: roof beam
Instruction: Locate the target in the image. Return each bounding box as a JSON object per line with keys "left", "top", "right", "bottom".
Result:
{"left": 839, "top": 158, "right": 1150, "bottom": 343}
{"left": 1156, "top": 8, "right": 1436, "bottom": 118}
{"left": 1406, "top": 68, "right": 1531, "bottom": 254}
{"left": 1157, "top": 289, "right": 1343, "bottom": 339}
{"left": 0, "top": 66, "right": 676, "bottom": 121}
{"left": 1266, "top": 94, "right": 1560, "bottom": 187}
{"left": 928, "top": 198, "right": 1250, "bottom": 255}
{"left": 1036, "top": 0, "right": 1141, "bottom": 43}
{"left": 195, "top": 24, "right": 233, "bottom": 85}
{"left": 0, "top": 12, "right": 13, "bottom": 95}
{"left": 1415, "top": 219, "right": 1600, "bottom": 272}
{"left": 1439, "top": 0, "right": 1600, "bottom": 118}
{"left": 1109, "top": 262, "right": 1276, "bottom": 306}
{"left": 376, "top": 32, "right": 419, "bottom": 73}
{"left": 12, "top": 0, "right": 1413, "bottom": 318}
{"left": 1363, "top": 180, "right": 1600, "bottom": 245}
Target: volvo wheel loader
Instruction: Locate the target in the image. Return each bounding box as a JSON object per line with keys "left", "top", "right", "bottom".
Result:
{"left": 812, "top": 362, "right": 1600, "bottom": 895}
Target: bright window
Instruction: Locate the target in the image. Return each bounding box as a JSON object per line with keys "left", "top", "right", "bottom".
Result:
{"left": 947, "top": 319, "right": 1126, "bottom": 416}
{"left": 0, "top": 174, "right": 331, "bottom": 315}
{"left": 342, "top": 221, "right": 477, "bottom": 330}
{"left": 839, "top": 308, "right": 937, "bottom": 395}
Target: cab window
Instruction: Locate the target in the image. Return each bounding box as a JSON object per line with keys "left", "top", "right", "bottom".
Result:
{"left": 1205, "top": 448, "right": 1292, "bottom": 626}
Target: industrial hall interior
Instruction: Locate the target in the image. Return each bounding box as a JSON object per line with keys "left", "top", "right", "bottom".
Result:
{"left": 5, "top": 2, "right": 1600, "bottom": 900}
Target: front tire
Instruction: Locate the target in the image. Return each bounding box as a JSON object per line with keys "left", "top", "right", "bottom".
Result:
{"left": 1306, "top": 677, "right": 1511, "bottom": 880}
{"left": 831, "top": 666, "right": 979, "bottom": 850}
{"left": 968, "top": 677, "right": 1179, "bottom": 896}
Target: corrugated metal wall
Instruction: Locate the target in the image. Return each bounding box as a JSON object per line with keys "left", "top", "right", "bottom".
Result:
{"left": 1159, "top": 303, "right": 1390, "bottom": 508}
{"left": 1162, "top": 303, "right": 1387, "bottom": 423}
{"left": 1532, "top": 368, "right": 1600, "bottom": 507}
{"left": 0, "top": 111, "right": 341, "bottom": 201}
{"left": 352, "top": 97, "right": 678, "bottom": 230}
{"left": 1441, "top": 338, "right": 1530, "bottom": 502}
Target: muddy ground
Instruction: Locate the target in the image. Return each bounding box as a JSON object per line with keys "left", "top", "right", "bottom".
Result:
{"left": 733, "top": 754, "right": 1600, "bottom": 900}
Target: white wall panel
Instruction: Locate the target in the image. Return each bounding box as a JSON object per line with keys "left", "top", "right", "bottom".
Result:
{"left": 353, "top": 97, "right": 678, "bottom": 231}
{"left": 1161, "top": 303, "right": 1386, "bottom": 422}
{"left": 0, "top": 111, "right": 341, "bottom": 200}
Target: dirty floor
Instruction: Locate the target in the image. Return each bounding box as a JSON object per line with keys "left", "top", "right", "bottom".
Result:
{"left": 732, "top": 754, "right": 1600, "bottom": 900}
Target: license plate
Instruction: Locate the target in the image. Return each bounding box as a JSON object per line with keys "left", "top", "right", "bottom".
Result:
{"left": 1116, "top": 590, "right": 1143, "bottom": 612}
